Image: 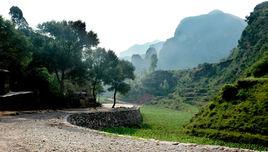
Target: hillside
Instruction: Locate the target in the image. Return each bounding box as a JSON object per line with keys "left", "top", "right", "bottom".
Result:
{"left": 185, "top": 78, "right": 268, "bottom": 145}
{"left": 161, "top": 2, "right": 268, "bottom": 105}
{"left": 159, "top": 10, "right": 246, "bottom": 70}
{"left": 184, "top": 2, "right": 268, "bottom": 145}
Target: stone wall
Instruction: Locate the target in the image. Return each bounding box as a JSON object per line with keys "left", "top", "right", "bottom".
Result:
{"left": 67, "top": 107, "right": 142, "bottom": 129}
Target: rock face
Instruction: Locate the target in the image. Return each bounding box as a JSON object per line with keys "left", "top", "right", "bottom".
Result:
{"left": 67, "top": 107, "right": 142, "bottom": 129}
{"left": 145, "top": 47, "right": 157, "bottom": 61}
{"left": 131, "top": 54, "right": 146, "bottom": 72}
{"left": 120, "top": 40, "right": 164, "bottom": 61}
{"left": 159, "top": 10, "right": 247, "bottom": 70}
{"left": 131, "top": 47, "right": 158, "bottom": 73}
{"left": 144, "top": 47, "right": 157, "bottom": 69}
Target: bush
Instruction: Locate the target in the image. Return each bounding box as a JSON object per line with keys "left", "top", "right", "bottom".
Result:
{"left": 248, "top": 52, "right": 268, "bottom": 77}
{"left": 208, "top": 103, "right": 216, "bottom": 110}
{"left": 221, "top": 84, "right": 238, "bottom": 101}
{"left": 237, "top": 79, "right": 259, "bottom": 88}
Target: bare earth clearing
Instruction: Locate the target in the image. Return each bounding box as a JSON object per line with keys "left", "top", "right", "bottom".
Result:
{"left": 0, "top": 105, "right": 254, "bottom": 152}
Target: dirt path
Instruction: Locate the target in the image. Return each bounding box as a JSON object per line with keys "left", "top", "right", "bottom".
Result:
{"left": 0, "top": 108, "right": 254, "bottom": 152}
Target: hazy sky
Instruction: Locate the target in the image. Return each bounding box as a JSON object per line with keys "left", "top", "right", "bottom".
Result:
{"left": 0, "top": 0, "right": 266, "bottom": 54}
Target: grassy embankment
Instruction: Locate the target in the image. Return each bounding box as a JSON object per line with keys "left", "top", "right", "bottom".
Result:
{"left": 102, "top": 104, "right": 267, "bottom": 151}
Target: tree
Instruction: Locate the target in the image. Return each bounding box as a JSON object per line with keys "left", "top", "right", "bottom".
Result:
{"left": 38, "top": 20, "right": 98, "bottom": 93}
{"left": 150, "top": 54, "right": 158, "bottom": 72}
{"left": 9, "top": 6, "right": 29, "bottom": 29}
{"left": 160, "top": 79, "right": 170, "bottom": 95}
{"left": 107, "top": 60, "right": 135, "bottom": 108}
{"left": 85, "top": 48, "right": 118, "bottom": 102}
{"left": 0, "top": 16, "right": 32, "bottom": 90}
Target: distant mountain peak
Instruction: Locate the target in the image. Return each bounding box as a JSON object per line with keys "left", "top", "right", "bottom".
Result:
{"left": 119, "top": 40, "right": 164, "bottom": 60}
{"left": 159, "top": 10, "right": 247, "bottom": 70}
{"left": 209, "top": 9, "right": 224, "bottom": 14}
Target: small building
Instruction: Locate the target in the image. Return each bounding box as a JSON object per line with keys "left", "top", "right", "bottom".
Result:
{"left": 0, "top": 69, "right": 9, "bottom": 95}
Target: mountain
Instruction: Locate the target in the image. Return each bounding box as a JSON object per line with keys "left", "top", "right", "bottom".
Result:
{"left": 158, "top": 10, "right": 247, "bottom": 70}
{"left": 183, "top": 2, "right": 268, "bottom": 145}
{"left": 149, "top": 41, "right": 164, "bottom": 54}
{"left": 120, "top": 40, "right": 164, "bottom": 61}
{"left": 131, "top": 54, "right": 145, "bottom": 73}
{"left": 131, "top": 47, "right": 158, "bottom": 73}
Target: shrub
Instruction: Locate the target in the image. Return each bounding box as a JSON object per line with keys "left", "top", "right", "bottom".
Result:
{"left": 248, "top": 52, "right": 268, "bottom": 77}
{"left": 221, "top": 84, "right": 238, "bottom": 101}
{"left": 208, "top": 103, "right": 216, "bottom": 110}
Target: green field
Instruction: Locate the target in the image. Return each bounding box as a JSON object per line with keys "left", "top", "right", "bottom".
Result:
{"left": 102, "top": 105, "right": 267, "bottom": 151}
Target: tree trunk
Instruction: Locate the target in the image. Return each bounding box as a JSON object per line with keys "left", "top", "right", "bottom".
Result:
{"left": 112, "top": 90, "right": 117, "bottom": 108}
{"left": 54, "top": 68, "right": 64, "bottom": 95}
{"left": 55, "top": 68, "right": 60, "bottom": 84}
{"left": 92, "top": 81, "right": 97, "bottom": 102}
{"left": 60, "top": 71, "right": 65, "bottom": 94}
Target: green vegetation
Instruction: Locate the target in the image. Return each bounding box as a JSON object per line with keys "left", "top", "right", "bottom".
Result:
{"left": 125, "top": 1, "right": 268, "bottom": 107}
{"left": 185, "top": 79, "right": 268, "bottom": 145}
{"left": 103, "top": 105, "right": 267, "bottom": 151}
{"left": 247, "top": 52, "right": 268, "bottom": 77}
{"left": 122, "top": 70, "right": 178, "bottom": 103}
{"left": 0, "top": 6, "right": 134, "bottom": 109}
{"left": 106, "top": 60, "right": 135, "bottom": 108}
{"left": 120, "top": 1, "right": 268, "bottom": 148}
{"left": 1, "top": 2, "right": 268, "bottom": 150}
{"left": 184, "top": 1, "right": 268, "bottom": 147}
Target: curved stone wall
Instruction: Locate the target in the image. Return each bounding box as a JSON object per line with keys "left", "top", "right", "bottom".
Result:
{"left": 67, "top": 107, "right": 142, "bottom": 129}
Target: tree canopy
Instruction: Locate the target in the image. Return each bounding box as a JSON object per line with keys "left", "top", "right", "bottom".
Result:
{"left": 107, "top": 60, "right": 135, "bottom": 108}
{"left": 0, "top": 6, "right": 135, "bottom": 108}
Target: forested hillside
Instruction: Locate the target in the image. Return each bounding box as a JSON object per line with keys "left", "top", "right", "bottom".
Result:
{"left": 184, "top": 1, "right": 268, "bottom": 145}
{"left": 152, "top": 1, "right": 268, "bottom": 106}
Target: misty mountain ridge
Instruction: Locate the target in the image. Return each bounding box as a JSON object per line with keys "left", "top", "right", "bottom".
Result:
{"left": 155, "top": 9, "right": 247, "bottom": 70}
{"left": 120, "top": 40, "right": 164, "bottom": 61}
{"left": 131, "top": 47, "right": 157, "bottom": 73}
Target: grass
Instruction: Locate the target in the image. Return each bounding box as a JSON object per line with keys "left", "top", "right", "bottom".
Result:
{"left": 102, "top": 104, "right": 268, "bottom": 151}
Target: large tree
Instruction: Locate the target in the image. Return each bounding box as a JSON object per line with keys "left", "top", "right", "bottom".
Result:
{"left": 38, "top": 20, "right": 98, "bottom": 93}
{"left": 84, "top": 48, "right": 118, "bottom": 102}
{"left": 107, "top": 60, "right": 135, "bottom": 108}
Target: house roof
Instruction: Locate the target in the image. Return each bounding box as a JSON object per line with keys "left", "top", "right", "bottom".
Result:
{"left": 0, "top": 69, "right": 9, "bottom": 73}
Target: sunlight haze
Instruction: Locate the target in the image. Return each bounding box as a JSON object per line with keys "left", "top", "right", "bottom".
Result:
{"left": 0, "top": 0, "right": 266, "bottom": 54}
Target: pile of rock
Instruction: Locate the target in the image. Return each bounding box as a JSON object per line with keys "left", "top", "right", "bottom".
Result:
{"left": 67, "top": 107, "right": 142, "bottom": 129}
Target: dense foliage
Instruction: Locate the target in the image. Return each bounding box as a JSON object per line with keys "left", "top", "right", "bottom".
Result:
{"left": 0, "top": 6, "right": 134, "bottom": 108}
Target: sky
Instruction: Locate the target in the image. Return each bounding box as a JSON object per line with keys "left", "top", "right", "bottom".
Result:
{"left": 0, "top": 0, "right": 266, "bottom": 54}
